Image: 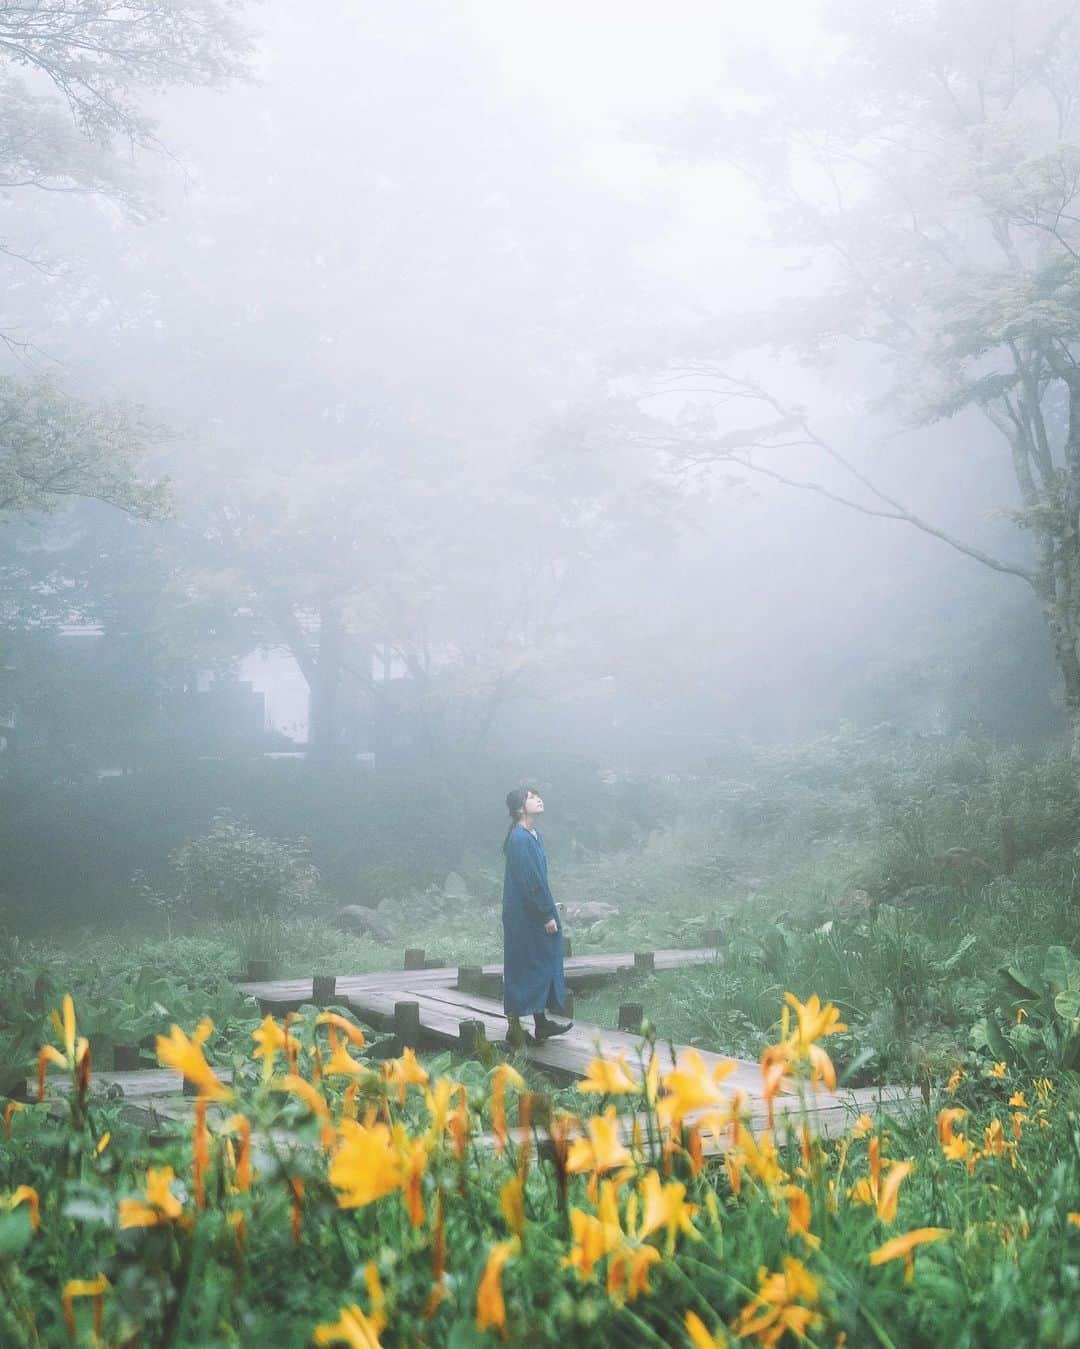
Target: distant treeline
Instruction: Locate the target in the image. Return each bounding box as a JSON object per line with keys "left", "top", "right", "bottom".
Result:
{"left": 0, "top": 754, "right": 677, "bottom": 930}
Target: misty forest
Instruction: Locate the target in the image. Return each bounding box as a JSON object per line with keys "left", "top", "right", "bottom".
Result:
{"left": 2, "top": 1, "right": 1080, "bottom": 1345}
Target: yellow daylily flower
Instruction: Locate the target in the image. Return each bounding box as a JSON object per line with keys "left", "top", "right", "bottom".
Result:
{"left": 875, "top": 1160, "right": 913, "bottom": 1224}
{"left": 562, "top": 1183, "right": 625, "bottom": 1280}
{"left": 324, "top": 1033, "right": 368, "bottom": 1079}
{"left": 271, "top": 1073, "right": 336, "bottom": 1147}
{"left": 156, "top": 1020, "right": 231, "bottom": 1100}
{"left": 869, "top": 1227, "right": 950, "bottom": 1283}
{"left": 686, "top": 1310, "right": 730, "bottom": 1347}
{"left": 848, "top": 1136, "right": 913, "bottom": 1224}
{"left": 1008, "top": 1091, "right": 1028, "bottom": 1109}
{"left": 937, "top": 1108, "right": 966, "bottom": 1146}
{"left": 732, "top": 1256, "right": 821, "bottom": 1345}
{"left": 946, "top": 1067, "right": 964, "bottom": 1094}
{"left": 658, "top": 1049, "right": 736, "bottom": 1128}
{"left": 783, "top": 993, "right": 847, "bottom": 1048}
{"left": 607, "top": 1242, "right": 662, "bottom": 1303}
{"left": 579, "top": 1054, "right": 641, "bottom": 1095}
{"left": 316, "top": 1011, "right": 367, "bottom": 1048}
{"left": 476, "top": 1238, "right": 518, "bottom": 1334}
{"left": 383, "top": 1047, "right": 429, "bottom": 1107}
{"left": 566, "top": 1107, "right": 632, "bottom": 1198}
{"left": 425, "top": 1076, "right": 466, "bottom": 1144}
{"left": 252, "top": 1015, "right": 302, "bottom": 1081}
{"left": 222, "top": 1114, "right": 253, "bottom": 1192}
{"left": 62, "top": 1274, "right": 109, "bottom": 1340}
{"left": 500, "top": 1176, "right": 526, "bottom": 1238}
{"left": 118, "top": 1165, "right": 185, "bottom": 1229}
{"left": 489, "top": 1062, "right": 526, "bottom": 1151}
{"left": 328, "top": 1119, "right": 404, "bottom": 1208}
{"left": 781, "top": 1184, "right": 819, "bottom": 1245}
{"left": 314, "top": 1304, "right": 383, "bottom": 1348}
{"left": 637, "top": 1169, "right": 699, "bottom": 1254}
{"left": 4, "top": 1101, "right": 25, "bottom": 1137}
{"left": 987, "top": 1061, "right": 1007, "bottom": 1079}
{"left": 851, "top": 1113, "right": 875, "bottom": 1138}
{"left": 5, "top": 1186, "right": 39, "bottom": 1232}
{"left": 38, "top": 993, "right": 90, "bottom": 1100}
{"left": 732, "top": 1126, "right": 787, "bottom": 1190}
{"left": 399, "top": 1128, "right": 429, "bottom": 1228}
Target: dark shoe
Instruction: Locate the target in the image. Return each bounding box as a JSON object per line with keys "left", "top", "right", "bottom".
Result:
{"left": 533, "top": 1014, "right": 573, "bottom": 1043}
{"left": 505, "top": 1018, "right": 528, "bottom": 1050}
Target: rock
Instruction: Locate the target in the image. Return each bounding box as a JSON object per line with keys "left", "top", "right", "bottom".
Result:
{"left": 443, "top": 871, "right": 471, "bottom": 899}
{"left": 834, "top": 889, "right": 875, "bottom": 917}
{"left": 334, "top": 906, "right": 393, "bottom": 942}
{"left": 562, "top": 900, "right": 619, "bottom": 921}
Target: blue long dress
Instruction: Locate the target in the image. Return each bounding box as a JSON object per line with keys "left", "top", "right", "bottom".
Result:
{"left": 502, "top": 825, "right": 567, "bottom": 1018}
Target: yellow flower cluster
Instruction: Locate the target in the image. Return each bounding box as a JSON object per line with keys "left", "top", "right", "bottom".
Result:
{"left": 19, "top": 991, "right": 999, "bottom": 1347}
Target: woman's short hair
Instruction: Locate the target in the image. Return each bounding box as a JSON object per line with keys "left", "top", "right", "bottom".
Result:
{"left": 502, "top": 785, "right": 539, "bottom": 851}
{"left": 505, "top": 785, "right": 535, "bottom": 819}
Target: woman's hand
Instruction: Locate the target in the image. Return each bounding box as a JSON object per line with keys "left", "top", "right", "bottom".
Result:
{"left": 544, "top": 918, "right": 558, "bottom": 935}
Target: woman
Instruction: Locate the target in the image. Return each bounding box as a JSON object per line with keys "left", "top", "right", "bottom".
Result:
{"left": 501, "top": 786, "right": 573, "bottom": 1044}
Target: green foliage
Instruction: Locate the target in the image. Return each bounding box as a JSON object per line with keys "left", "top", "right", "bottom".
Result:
{"left": 0, "top": 990, "right": 1077, "bottom": 1346}
{"left": 1, "top": 732, "right": 1079, "bottom": 1343}
{"left": 0, "top": 376, "right": 167, "bottom": 523}
{"left": 973, "top": 946, "right": 1080, "bottom": 1073}
{"left": 168, "top": 815, "right": 321, "bottom": 925}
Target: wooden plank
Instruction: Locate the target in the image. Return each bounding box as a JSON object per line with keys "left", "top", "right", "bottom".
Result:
{"left": 239, "top": 947, "right": 722, "bottom": 1006}
{"left": 31, "top": 1068, "right": 234, "bottom": 1102}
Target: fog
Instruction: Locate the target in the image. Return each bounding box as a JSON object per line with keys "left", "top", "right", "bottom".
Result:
{"left": 1, "top": 0, "right": 1072, "bottom": 921}
{"left": 5, "top": 14, "right": 1079, "bottom": 1335}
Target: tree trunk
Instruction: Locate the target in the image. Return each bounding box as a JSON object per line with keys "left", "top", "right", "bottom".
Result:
{"left": 307, "top": 600, "right": 343, "bottom": 764}
{"left": 1051, "top": 369, "right": 1080, "bottom": 764}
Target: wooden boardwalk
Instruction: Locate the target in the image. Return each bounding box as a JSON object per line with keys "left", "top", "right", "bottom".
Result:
{"left": 237, "top": 948, "right": 720, "bottom": 1011}
{"left": 32, "top": 947, "right": 921, "bottom": 1137}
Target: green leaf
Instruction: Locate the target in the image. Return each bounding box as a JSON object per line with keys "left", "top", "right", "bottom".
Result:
{"left": 0, "top": 1210, "right": 33, "bottom": 1258}
{"left": 1042, "top": 946, "right": 1080, "bottom": 994}
{"left": 999, "top": 964, "right": 1043, "bottom": 1001}
{"left": 937, "top": 933, "right": 977, "bottom": 974}
{"left": 1053, "top": 990, "right": 1080, "bottom": 1021}
{"left": 970, "top": 1015, "right": 1009, "bottom": 1059}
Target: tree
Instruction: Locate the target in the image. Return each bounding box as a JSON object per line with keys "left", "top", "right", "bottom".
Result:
{"left": 0, "top": 375, "right": 166, "bottom": 520}
{"left": 635, "top": 0, "right": 1080, "bottom": 756}
{"left": 0, "top": 3, "right": 253, "bottom": 520}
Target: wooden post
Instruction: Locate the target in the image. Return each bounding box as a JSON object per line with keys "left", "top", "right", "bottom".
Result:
{"left": 459, "top": 1019, "right": 486, "bottom": 1056}
{"left": 634, "top": 952, "right": 655, "bottom": 975}
{"left": 424, "top": 955, "right": 448, "bottom": 969}
{"left": 112, "top": 1044, "right": 141, "bottom": 1071}
{"left": 458, "top": 965, "right": 482, "bottom": 993}
{"left": 404, "top": 948, "right": 426, "bottom": 971}
{"left": 182, "top": 1075, "right": 198, "bottom": 1097}
{"left": 702, "top": 928, "right": 723, "bottom": 949}
{"left": 562, "top": 990, "right": 575, "bottom": 1019}
{"left": 246, "top": 958, "right": 271, "bottom": 982}
{"left": 394, "top": 1001, "right": 421, "bottom": 1049}
{"left": 1000, "top": 815, "right": 1017, "bottom": 875}
{"left": 312, "top": 975, "right": 337, "bottom": 1006}
{"left": 618, "top": 1002, "right": 644, "bottom": 1033}
{"left": 563, "top": 937, "right": 573, "bottom": 957}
